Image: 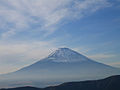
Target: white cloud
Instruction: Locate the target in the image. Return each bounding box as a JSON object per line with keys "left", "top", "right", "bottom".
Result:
{"left": 73, "top": 47, "right": 91, "bottom": 55}
{"left": 110, "top": 62, "right": 120, "bottom": 67}
{"left": 0, "top": 0, "right": 110, "bottom": 38}
{"left": 1, "top": 29, "right": 16, "bottom": 38}
{"left": 88, "top": 53, "right": 116, "bottom": 60}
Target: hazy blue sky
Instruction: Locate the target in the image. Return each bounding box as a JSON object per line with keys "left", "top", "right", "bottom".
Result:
{"left": 0, "top": 0, "right": 120, "bottom": 74}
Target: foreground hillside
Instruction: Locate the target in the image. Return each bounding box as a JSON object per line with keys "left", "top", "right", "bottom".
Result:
{"left": 1, "top": 75, "right": 120, "bottom": 90}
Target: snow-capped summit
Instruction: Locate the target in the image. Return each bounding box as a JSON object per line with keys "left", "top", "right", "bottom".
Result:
{"left": 47, "top": 48, "right": 89, "bottom": 62}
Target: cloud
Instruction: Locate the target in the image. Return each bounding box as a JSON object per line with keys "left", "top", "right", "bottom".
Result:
{"left": 73, "top": 47, "right": 91, "bottom": 54}
{"left": 73, "top": 47, "right": 117, "bottom": 62}
{"left": 1, "top": 29, "right": 16, "bottom": 38}
{"left": 110, "top": 62, "right": 120, "bottom": 66}
{"left": 0, "top": 0, "right": 111, "bottom": 38}
{"left": 0, "top": 41, "right": 57, "bottom": 74}
{"left": 88, "top": 53, "right": 116, "bottom": 60}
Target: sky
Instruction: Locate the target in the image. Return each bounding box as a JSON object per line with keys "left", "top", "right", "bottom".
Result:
{"left": 0, "top": 0, "right": 120, "bottom": 74}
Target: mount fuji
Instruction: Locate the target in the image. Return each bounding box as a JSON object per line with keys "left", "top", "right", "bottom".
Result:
{"left": 0, "top": 48, "right": 120, "bottom": 88}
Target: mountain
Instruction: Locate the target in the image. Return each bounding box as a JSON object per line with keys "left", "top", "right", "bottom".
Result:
{"left": 0, "top": 48, "right": 120, "bottom": 88}
{"left": 1, "top": 75, "right": 120, "bottom": 90}
{"left": 46, "top": 48, "right": 89, "bottom": 62}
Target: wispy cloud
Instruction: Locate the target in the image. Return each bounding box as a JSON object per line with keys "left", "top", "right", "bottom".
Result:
{"left": 110, "top": 62, "right": 120, "bottom": 67}
{"left": 88, "top": 53, "right": 116, "bottom": 60}
{"left": 73, "top": 46, "right": 117, "bottom": 61}
{"left": 0, "top": 0, "right": 110, "bottom": 38}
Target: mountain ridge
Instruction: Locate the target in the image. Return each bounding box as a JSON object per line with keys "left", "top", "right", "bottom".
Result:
{"left": 1, "top": 75, "right": 120, "bottom": 90}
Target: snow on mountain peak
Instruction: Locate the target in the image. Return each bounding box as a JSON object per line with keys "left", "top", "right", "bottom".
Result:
{"left": 47, "top": 48, "right": 89, "bottom": 62}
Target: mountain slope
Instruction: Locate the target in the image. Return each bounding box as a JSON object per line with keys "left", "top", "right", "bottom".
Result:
{"left": 0, "top": 48, "right": 120, "bottom": 88}
{"left": 1, "top": 75, "right": 120, "bottom": 90}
